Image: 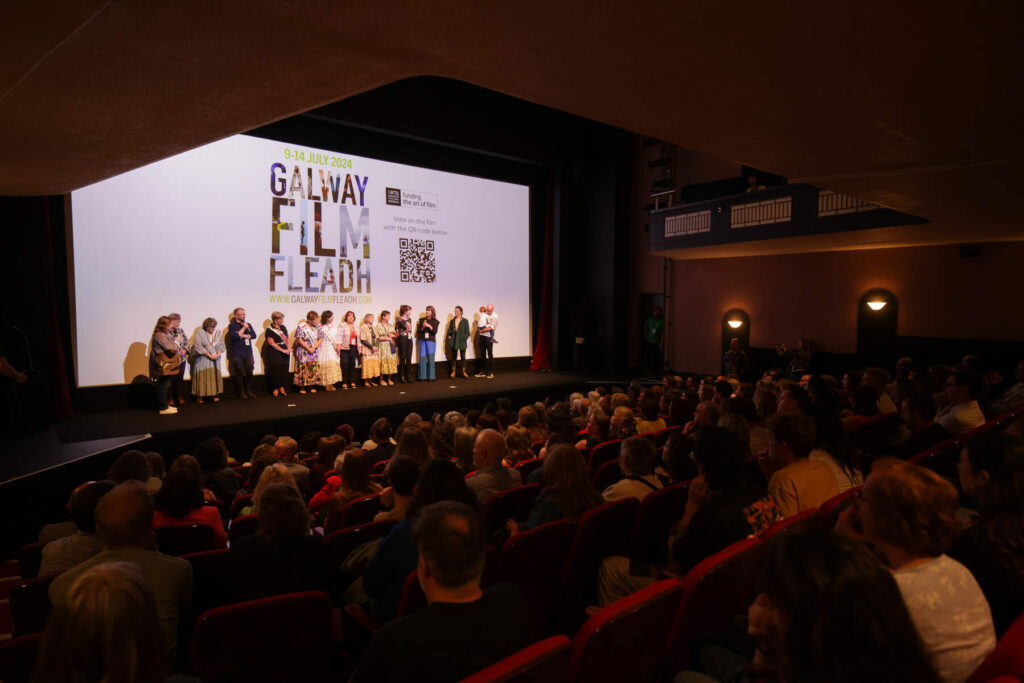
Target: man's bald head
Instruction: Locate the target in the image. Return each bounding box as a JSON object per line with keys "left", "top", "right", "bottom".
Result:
{"left": 472, "top": 429, "right": 506, "bottom": 468}
{"left": 94, "top": 481, "right": 154, "bottom": 547}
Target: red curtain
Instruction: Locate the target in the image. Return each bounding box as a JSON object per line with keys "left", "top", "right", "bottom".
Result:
{"left": 529, "top": 178, "right": 554, "bottom": 371}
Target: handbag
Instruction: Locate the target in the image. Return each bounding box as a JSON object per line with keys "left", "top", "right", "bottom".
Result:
{"left": 151, "top": 337, "right": 181, "bottom": 376}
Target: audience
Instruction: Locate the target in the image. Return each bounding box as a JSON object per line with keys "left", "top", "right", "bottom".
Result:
{"left": 465, "top": 428, "right": 522, "bottom": 505}
{"left": 938, "top": 368, "right": 988, "bottom": 435}
{"left": 374, "top": 456, "right": 420, "bottom": 522}
{"left": 194, "top": 436, "right": 240, "bottom": 505}
{"left": 602, "top": 436, "right": 663, "bottom": 502}
{"left": 39, "top": 479, "right": 116, "bottom": 575}
{"left": 323, "top": 449, "right": 383, "bottom": 533}
{"left": 107, "top": 449, "right": 150, "bottom": 484}
{"left": 762, "top": 412, "right": 839, "bottom": 518}
{"left": 273, "top": 436, "right": 310, "bottom": 495}
{"left": 898, "top": 394, "right": 953, "bottom": 458}
{"left": 153, "top": 469, "right": 228, "bottom": 547}
{"left": 144, "top": 452, "right": 165, "bottom": 492}
{"left": 507, "top": 444, "right": 602, "bottom": 536}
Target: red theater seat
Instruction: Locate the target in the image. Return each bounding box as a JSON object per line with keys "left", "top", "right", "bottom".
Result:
{"left": 514, "top": 457, "right": 544, "bottom": 481}
{"left": 628, "top": 481, "right": 689, "bottom": 563}
{"left": 587, "top": 440, "right": 622, "bottom": 470}
{"left": 154, "top": 524, "right": 216, "bottom": 556}
{"left": 0, "top": 633, "right": 42, "bottom": 683}
{"left": 966, "top": 611, "right": 1024, "bottom": 683}
{"left": 484, "top": 484, "right": 540, "bottom": 538}
{"left": 228, "top": 514, "right": 258, "bottom": 545}
{"left": 758, "top": 508, "right": 823, "bottom": 542}
{"left": 191, "top": 591, "right": 333, "bottom": 682}
{"left": 498, "top": 518, "right": 576, "bottom": 638}
{"left": 654, "top": 425, "right": 681, "bottom": 448}
{"left": 9, "top": 574, "right": 58, "bottom": 638}
{"left": 591, "top": 460, "right": 623, "bottom": 492}
{"left": 818, "top": 487, "right": 861, "bottom": 529}
{"left": 569, "top": 579, "right": 683, "bottom": 683}
{"left": 182, "top": 548, "right": 229, "bottom": 619}
{"left": 327, "top": 492, "right": 381, "bottom": 531}
{"left": 325, "top": 519, "right": 397, "bottom": 567}
{"left": 16, "top": 541, "right": 43, "bottom": 580}
{"left": 461, "top": 635, "right": 573, "bottom": 683}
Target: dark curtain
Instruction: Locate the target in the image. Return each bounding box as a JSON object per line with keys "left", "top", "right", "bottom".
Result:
{"left": 529, "top": 179, "right": 554, "bottom": 371}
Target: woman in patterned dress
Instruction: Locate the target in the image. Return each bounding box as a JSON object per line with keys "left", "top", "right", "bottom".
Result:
{"left": 375, "top": 310, "right": 398, "bottom": 386}
{"left": 359, "top": 313, "right": 380, "bottom": 388}
{"left": 293, "top": 310, "right": 322, "bottom": 394}
{"left": 318, "top": 310, "right": 342, "bottom": 391}
{"left": 190, "top": 317, "right": 224, "bottom": 404}
{"left": 167, "top": 313, "right": 190, "bottom": 406}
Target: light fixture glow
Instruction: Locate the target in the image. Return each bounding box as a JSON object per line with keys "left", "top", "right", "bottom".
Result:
{"left": 727, "top": 319, "right": 743, "bottom": 329}
{"left": 867, "top": 300, "right": 887, "bottom": 311}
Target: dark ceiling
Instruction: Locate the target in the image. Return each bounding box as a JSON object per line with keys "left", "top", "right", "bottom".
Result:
{"left": 3, "top": 1, "right": 1023, "bottom": 253}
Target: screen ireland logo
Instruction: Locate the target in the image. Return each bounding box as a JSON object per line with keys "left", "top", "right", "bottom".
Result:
{"left": 386, "top": 187, "right": 402, "bottom": 206}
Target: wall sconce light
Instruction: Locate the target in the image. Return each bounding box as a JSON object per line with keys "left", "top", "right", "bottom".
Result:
{"left": 866, "top": 300, "right": 887, "bottom": 311}
{"left": 727, "top": 319, "right": 744, "bottom": 328}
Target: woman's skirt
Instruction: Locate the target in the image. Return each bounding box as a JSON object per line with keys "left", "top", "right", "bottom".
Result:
{"left": 191, "top": 367, "right": 223, "bottom": 397}
{"left": 361, "top": 356, "right": 381, "bottom": 379}
{"left": 294, "top": 361, "right": 321, "bottom": 386}
{"left": 378, "top": 343, "right": 398, "bottom": 375}
{"left": 320, "top": 360, "right": 343, "bottom": 385}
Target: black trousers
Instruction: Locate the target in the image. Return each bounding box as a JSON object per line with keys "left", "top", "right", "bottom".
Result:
{"left": 229, "top": 354, "right": 254, "bottom": 397}
{"left": 341, "top": 347, "right": 359, "bottom": 385}
{"left": 448, "top": 347, "right": 467, "bottom": 375}
{"left": 397, "top": 336, "right": 413, "bottom": 381}
{"left": 479, "top": 337, "right": 494, "bottom": 375}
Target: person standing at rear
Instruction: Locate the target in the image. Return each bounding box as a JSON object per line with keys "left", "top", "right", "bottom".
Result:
{"left": 475, "top": 303, "right": 498, "bottom": 378}
{"left": 226, "top": 307, "right": 256, "bottom": 399}
{"left": 395, "top": 305, "right": 414, "bottom": 383}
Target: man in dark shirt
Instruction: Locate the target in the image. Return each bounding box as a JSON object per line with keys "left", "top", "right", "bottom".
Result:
{"left": 898, "top": 395, "right": 952, "bottom": 459}
{"left": 225, "top": 306, "right": 256, "bottom": 398}
{"left": 351, "top": 501, "right": 532, "bottom": 682}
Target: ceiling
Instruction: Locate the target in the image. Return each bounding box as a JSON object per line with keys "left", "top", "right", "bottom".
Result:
{"left": 3, "top": 1, "right": 1023, "bottom": 252}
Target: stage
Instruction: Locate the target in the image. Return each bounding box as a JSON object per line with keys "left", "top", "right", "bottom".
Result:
{"left": 0, "top": 370, "right": 601, "bottom": 551}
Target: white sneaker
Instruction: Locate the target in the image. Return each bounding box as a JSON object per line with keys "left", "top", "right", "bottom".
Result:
{"left": 159, "top": 407, "right": 178, "bottom": 415}
{"left": 474, "top": 373, "right": 486, "bottom": 378}
{"left": 487, "top": 374, "right": 494, "bottom": 379}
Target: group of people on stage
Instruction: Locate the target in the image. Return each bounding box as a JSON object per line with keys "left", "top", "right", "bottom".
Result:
{"left": 149, "top": 304, "right": 499, "bottom": 414}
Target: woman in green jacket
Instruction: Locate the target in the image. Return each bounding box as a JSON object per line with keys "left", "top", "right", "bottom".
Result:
{"left": 445, "top": 305, "right": 471, "bottom": 379}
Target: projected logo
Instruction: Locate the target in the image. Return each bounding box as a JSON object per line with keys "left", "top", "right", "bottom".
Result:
{"left": 399, "top": 238, "right": 436, "bottom": 283}
{"left": 266, "top": 162, "right": 374, "bottom": 304}
{"left": 386, "top": 187, "right": 401, "bottom": 206}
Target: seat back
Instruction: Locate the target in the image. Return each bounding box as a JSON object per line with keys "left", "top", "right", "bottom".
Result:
{"left": 965, "top": 611, "right": 1024, "bottom": 683}
{"left": 591, "top": 460, "right": 623, "bottom": 492}
{"left": 462, "top": 635, "right": 573, "bottom": 683}
{"left": 183, "top": 548, "right": 230, "bottom": 621}
{"left": 515, "top": 457, "right": 544, "bottom": 482}
{"left": 817, "top": 487, "right": 861, "bottom": 529}
{"left": 0, "top": 633, "right": 42, "bottom": 683}
{"left": 557, "top": 498, "right": 639, "bottom": 632}
{"left": 338, "top": 493, "right": 382, "bottom": 530}
{"left": 325, "top": 519, "right": 397, "bottom": 567}
{"left": 191, "top": 590, "right": 333, "bottom": 681}
{"left": 654, "top": 425, "right": 681, "bottom": 448}
{"left": 17, "top": 541, "right": 44, "bottom": 580}
{"left": 484, "top": 484, "right": 541, "bottom": 538}
{"left": 228, "top": 514, "right": 259, "bottom": 544}
{"left": 846, "top": 411, "right": 901, "bottom": 456}
{"left": 9, "top": 574, "right": 58, "bottom": 638}
{"left": 155, "top": 524, "right": 216, "bottom": 556}
{"left": 660, "top": 538, "right": 764, "bottom": 680}
{"left": 758, "top": 508, "right": 824, "bottom": 542}
{"left": 396, "top": 569, "right": 427, "bottom": 618}
{"left": 498, "top": 519, "right": 576, "bottom": 638}
{"left": 909, "top": 437, "right": 961, "bottom": 478}
{"left": 371, "top": 458, "right": 390, "bottom": 475}
{"left": 531, "top": 440, "right": 546, "bottom": 456}
{"left": 628, "top": 481, "right": 689, "bottom": 563}
{"left": 569, "top": 579, "right": 682, "bottom": 683}
{"left": 587, "top": 440, "right": 623, "bottom": 470}
{"left": 229, "top": 492, "right": 254, "bottom": 519}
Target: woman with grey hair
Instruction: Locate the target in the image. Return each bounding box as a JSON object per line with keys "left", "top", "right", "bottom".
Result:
{"left": 191, "top": 316, "right": 224, "bottom": 403}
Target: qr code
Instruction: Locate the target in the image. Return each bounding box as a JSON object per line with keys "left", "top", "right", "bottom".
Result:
{"left": 399, "top": 238, "right": 436, "bottom": 283}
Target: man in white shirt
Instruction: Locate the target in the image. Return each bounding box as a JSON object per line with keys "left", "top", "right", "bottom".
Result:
{"left": 474, "top": 303, "right": 498, "bottom": 378}
{"left": 937, "top": 369, "right": 987, "bottom": 435}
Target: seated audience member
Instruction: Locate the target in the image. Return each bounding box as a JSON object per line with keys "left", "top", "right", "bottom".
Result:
{"left": 711, "top": 380, "right": 733, "bottom": 409}
{"left": 663, "top": 391, "right": 693, "bottom": 428}
{"left": 993, "top": 359, "right": 1024, "bottom": 413}
{"left": 49, "top": 481, "right": 192, "bottom": 657}
{"left": 861, "top": 367, "right": 898, "bottom": 414}
{"left": 949, "top": 431, "right": 1024, "bottom": 637}
{"left": 682, "top": 400, "right": 720, "bottom": 435}
{"left": 506, "top": 444, "right": 602, "bottom": 535}
{"left": 323, "top": 449, "right": 383, "bottom": 533}
{"left": 107, "top": 449, "right": 150, "bottom": 484}
{"left": 168, "top": 454, "right": 217, "bottom": 502}
{"left": 297, "top": 431, "right": 323, "bottom": 461}
{"left": 34, "top": 562, "right": 175, "bottom": 683}
{"left": 837, "top": 458, "right": 995, "bottom": 682}
{"left": 144, "top": 452, "right": 165, "bottom": 492}
{"left": 40, "top": 480, "right": 116, "bottom": 575}
{"left": 465, "top": 429, "right": 522, "bottom": 505}
{"left": 431, "top": 420, "right": 457, "bottom": 463}
{"left": 274, "top": 436, "right": 310, "bottom": 495}
{"left": 395, "top": 426, "right": 431, "bottom": 468}
{"left": 309, "top": 434, "right": 345, "bottom": 494}
{"left": 636, "top": 395, "right": 666, "bottom": 434}
{"left": 898, "top": 394, "right": 953, "bottom": 459}
{"left": 762, "top": 412, "right": 839, "bottom": 518}
{"left": 375, "top": 456, "right": 420, "bottom": 522}
{"left": 228, "top": 483, "right": 337, "bottom": 602}
{"left": 364, "top": 418, "right": 397, "bottom": 462}
{"left": 576, "top": 411, "right": 611, "bottom": 453}
{"left": 602, "top": 436, "right": 663, "bottom": 502}
{"left": 239, "top": 463, "right": 299, "bottom": 517}
{"left": 452, "top": 426, "right": 478, "bottom": 476}
{"left": 609, "top": 405, "right": 637, "bottom": 440}
{"left": 362, "top": 459, "right": 480, "bottom": 624}
{"left": 937, "top": 368, "right": 988, "bottom": 435}
{"left": 152, "top": 469, "right": 228, "bottom": 548}
{"left": 754, "top": 385, "right": 778, "bottom": 423}
{"left": 839, "top": 385, "right": 880, "bottom": 429}
{"left": 352, "top": 501, "right": 532, "bottom": 682}
{"left": 676, "top": 529, "right": 942, "bottom": 683}
{"left": 231, "top": 452, "right": 275, "bottom": 517}
{"left": 717, "top": 413, "right": 751, "bottom": 459}
{"left": 194, "top": 436, "right": 240, "bottom": 505}
{"left": 502, "top": 425, "right": 534, "bottom": 466}
{"left": 657, "top": 430, "right": 697, "bottom": 485}
{"left": 598, "top": 427, "right": 762, "bottom": 606}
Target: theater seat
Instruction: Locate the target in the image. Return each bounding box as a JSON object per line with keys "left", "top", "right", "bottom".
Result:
{"left": 156, "top": 523, "right": 216, "bottom": 556}
{"left": 654, "top": 425, "right": 681, "bottom": 448}
{"left": 965, "top": 611, "right": 1024, "bottom": 683}
{"left": 909, "top": 438, "right": 960, "bottom": 478}
{"left": 531, "top": 440, "right": 546, "bottom": 456}
{"left": 591, "top": 460, "right": 623, "bottom": 492}
{"left": 191, "top": 590, "right": 333, "bottom": 682}
{"left": 182, "top": 548, "right": 229, "bottom": 620}
{"left": 568, "top": 579, "right": 683, "bottom": 683}
{"left": 345, "top": 570, "right": 425, "bottom": 633}
{"left": 371, "top": 458, "right": 390, "bottom": 475}
{"left": 228, "top": 514, "right": 258, "bottom": 545}
{"left": 16, "top": 541, "right": 43, "bottom": 580}
{"left": 587, "top": 440, "right": 623, "bottom": 470}
{"left": 628, "top": 481, "right": 689, "bottom": 563}
{"left": 0, "top": 633, "right": 42, "bottom": 683}
{"left": 325, "top": 519, "right": 397, "bottom": 567}
{"left": 514, "top": 457, "right": 544, "bottom": 482}
{"left": 461, "top": 635, "right": 573, "bottom": 683}
{"left": 484, "top": 484, "right": 540, "bottom": 538}
{"left": 498, "top": 518, "right": 576, "bottom": 638}
{"left": 818, "top": 487, "right": 861, "bottom": 529}
{"left": 9, "top": 574, "right": 58, "bottom": 638}
{"left": 758, "top": 508, "right": 823, "bottom": 542}
{"left": 329, "top": 492, "right": 382, "bottom": 531}
{"left": 557, "top": 498, "right": 639, "bottom": 633}
{"left": 660, "top": 538, "right": 764, "bottom": 680}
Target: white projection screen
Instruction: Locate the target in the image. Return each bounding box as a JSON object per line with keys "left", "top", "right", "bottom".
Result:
{"left": 69, "top": 134, "right": 531, "bottom": 387}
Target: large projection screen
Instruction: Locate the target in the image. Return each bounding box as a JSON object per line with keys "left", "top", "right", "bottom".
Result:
{"left": 70, "top": 134, "right": 531, "bottom": 387}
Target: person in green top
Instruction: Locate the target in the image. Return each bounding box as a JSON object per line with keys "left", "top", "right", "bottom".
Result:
{"left": 445, "top": 305, "right": 471, "bottom": 379}
{"left": 643, "top": 307, "right": 665, "bottom": 374}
